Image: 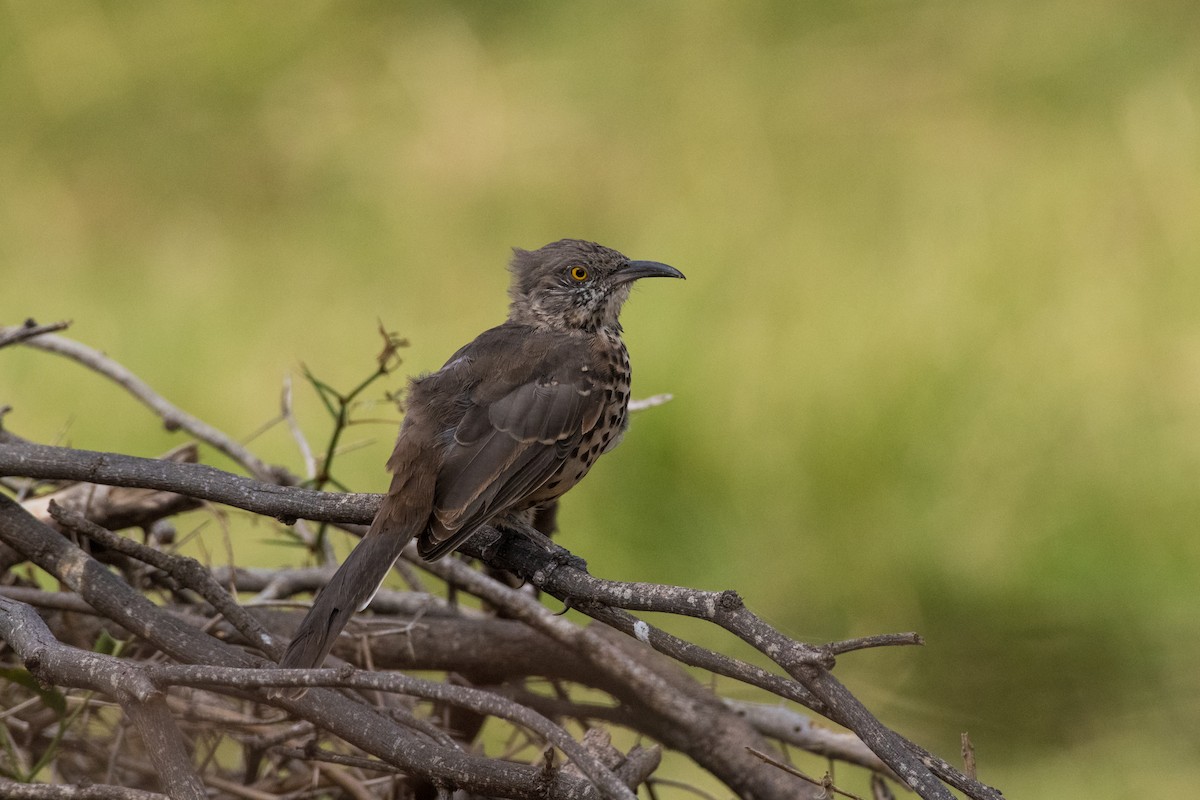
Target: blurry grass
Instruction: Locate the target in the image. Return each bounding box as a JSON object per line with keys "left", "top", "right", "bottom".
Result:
{"left": 3, "top": 1, "right": 1200, "bottom": 796}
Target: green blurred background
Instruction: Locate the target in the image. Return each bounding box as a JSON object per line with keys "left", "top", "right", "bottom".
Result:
{"left": 3, "top": 1, "right": 1199, "bottom": 796}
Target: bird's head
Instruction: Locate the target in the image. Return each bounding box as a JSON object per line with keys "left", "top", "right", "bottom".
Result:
{"left": 507, "top": 239, "right": 684, "bottom": 332}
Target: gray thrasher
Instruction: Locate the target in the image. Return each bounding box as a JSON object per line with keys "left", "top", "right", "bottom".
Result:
{"left": 280, "top": 239, "right": 684, "bottom": 670}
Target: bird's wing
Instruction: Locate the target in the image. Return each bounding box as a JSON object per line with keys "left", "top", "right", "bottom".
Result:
{"left": 419, "top": 351, "right": 605, "bottom": 560}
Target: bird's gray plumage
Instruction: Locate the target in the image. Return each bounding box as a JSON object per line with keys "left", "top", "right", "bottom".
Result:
{"left": 279, "top": 239, "right": 683, "bottom": 672}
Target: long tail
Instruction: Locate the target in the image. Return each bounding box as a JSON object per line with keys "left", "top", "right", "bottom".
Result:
{"left": 278, "top": 518, "right": 417, "bottom": 670}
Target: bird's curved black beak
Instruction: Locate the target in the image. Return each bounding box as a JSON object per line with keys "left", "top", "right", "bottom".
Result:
{"left": 612, "top": 260, "right": 686, "bottom": 285}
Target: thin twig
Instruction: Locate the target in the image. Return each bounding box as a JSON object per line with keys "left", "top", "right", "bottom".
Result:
{"left": 746, "top": 747, "right": 865, "bottom": 800}
{"left": 725, "top": 701, "right": 896, "bottom": 777}
{"left": 282, "top": 373, "right": 318, "bottom": 480}
{"left": 0, "top": 319, "right": 71, "bottom": 349}
{"left": 272, "top": 746, "right": 403, "bottom": 775}
{"left": 627, "top": 393, "right": 673, "bottom": 412}
{"left": 825, "top": 633, "right": 924, "bottom": 655}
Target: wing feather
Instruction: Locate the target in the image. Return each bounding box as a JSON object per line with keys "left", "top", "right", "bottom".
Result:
{"left": 420, "top": 363, "right": 603, "bottom": 559}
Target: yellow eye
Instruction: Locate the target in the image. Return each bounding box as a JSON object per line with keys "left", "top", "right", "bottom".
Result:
{"left": 569, "top": 266, "right": 588, "bottom": 282}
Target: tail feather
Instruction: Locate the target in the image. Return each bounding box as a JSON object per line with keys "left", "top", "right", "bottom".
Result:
{"left": 279, "top": 521, "right": 417, "bottom": 671}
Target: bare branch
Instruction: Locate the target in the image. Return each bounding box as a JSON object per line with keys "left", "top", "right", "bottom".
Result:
{"left": 6, "top": 328, "right": 282, "bottom": 481}
{"left": 0, "top": 441, "right": 377, "bottom": 525}
{"left": 726, "top": 701, "right": 896, "bottom": 777}
{"left": 0, "top": 585, "right": 95, "bottom": 612}
{"left": 20, "top": 443, "right": 202, "bottom": 532}
{"left": 281, "top": 372, "right": 318, "bottom": 480}
{"left": 0, "top": 319, "right": 71, "bottom": 350}
{"left": 627, "top": 393, "right": 673, "bottom": 412}
{"left": 825, "top": 632, "right": 924, "bottom": 655}
{"left": 747, "top": 748, "right": 865, "bottom": 800}
{"left": 961, "top": 731, "right": 977, "bottom": 780}
{"left": 0, "top": 779, "right": 166, "bottom": 800}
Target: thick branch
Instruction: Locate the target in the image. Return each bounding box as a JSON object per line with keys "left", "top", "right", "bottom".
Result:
{"left": 0, "top": 442, "right": 376, "bottom": 525}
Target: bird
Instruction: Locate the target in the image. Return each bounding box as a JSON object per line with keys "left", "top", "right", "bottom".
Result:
{"left": 279, "top": 239, "right": 684, "bottom": 671}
